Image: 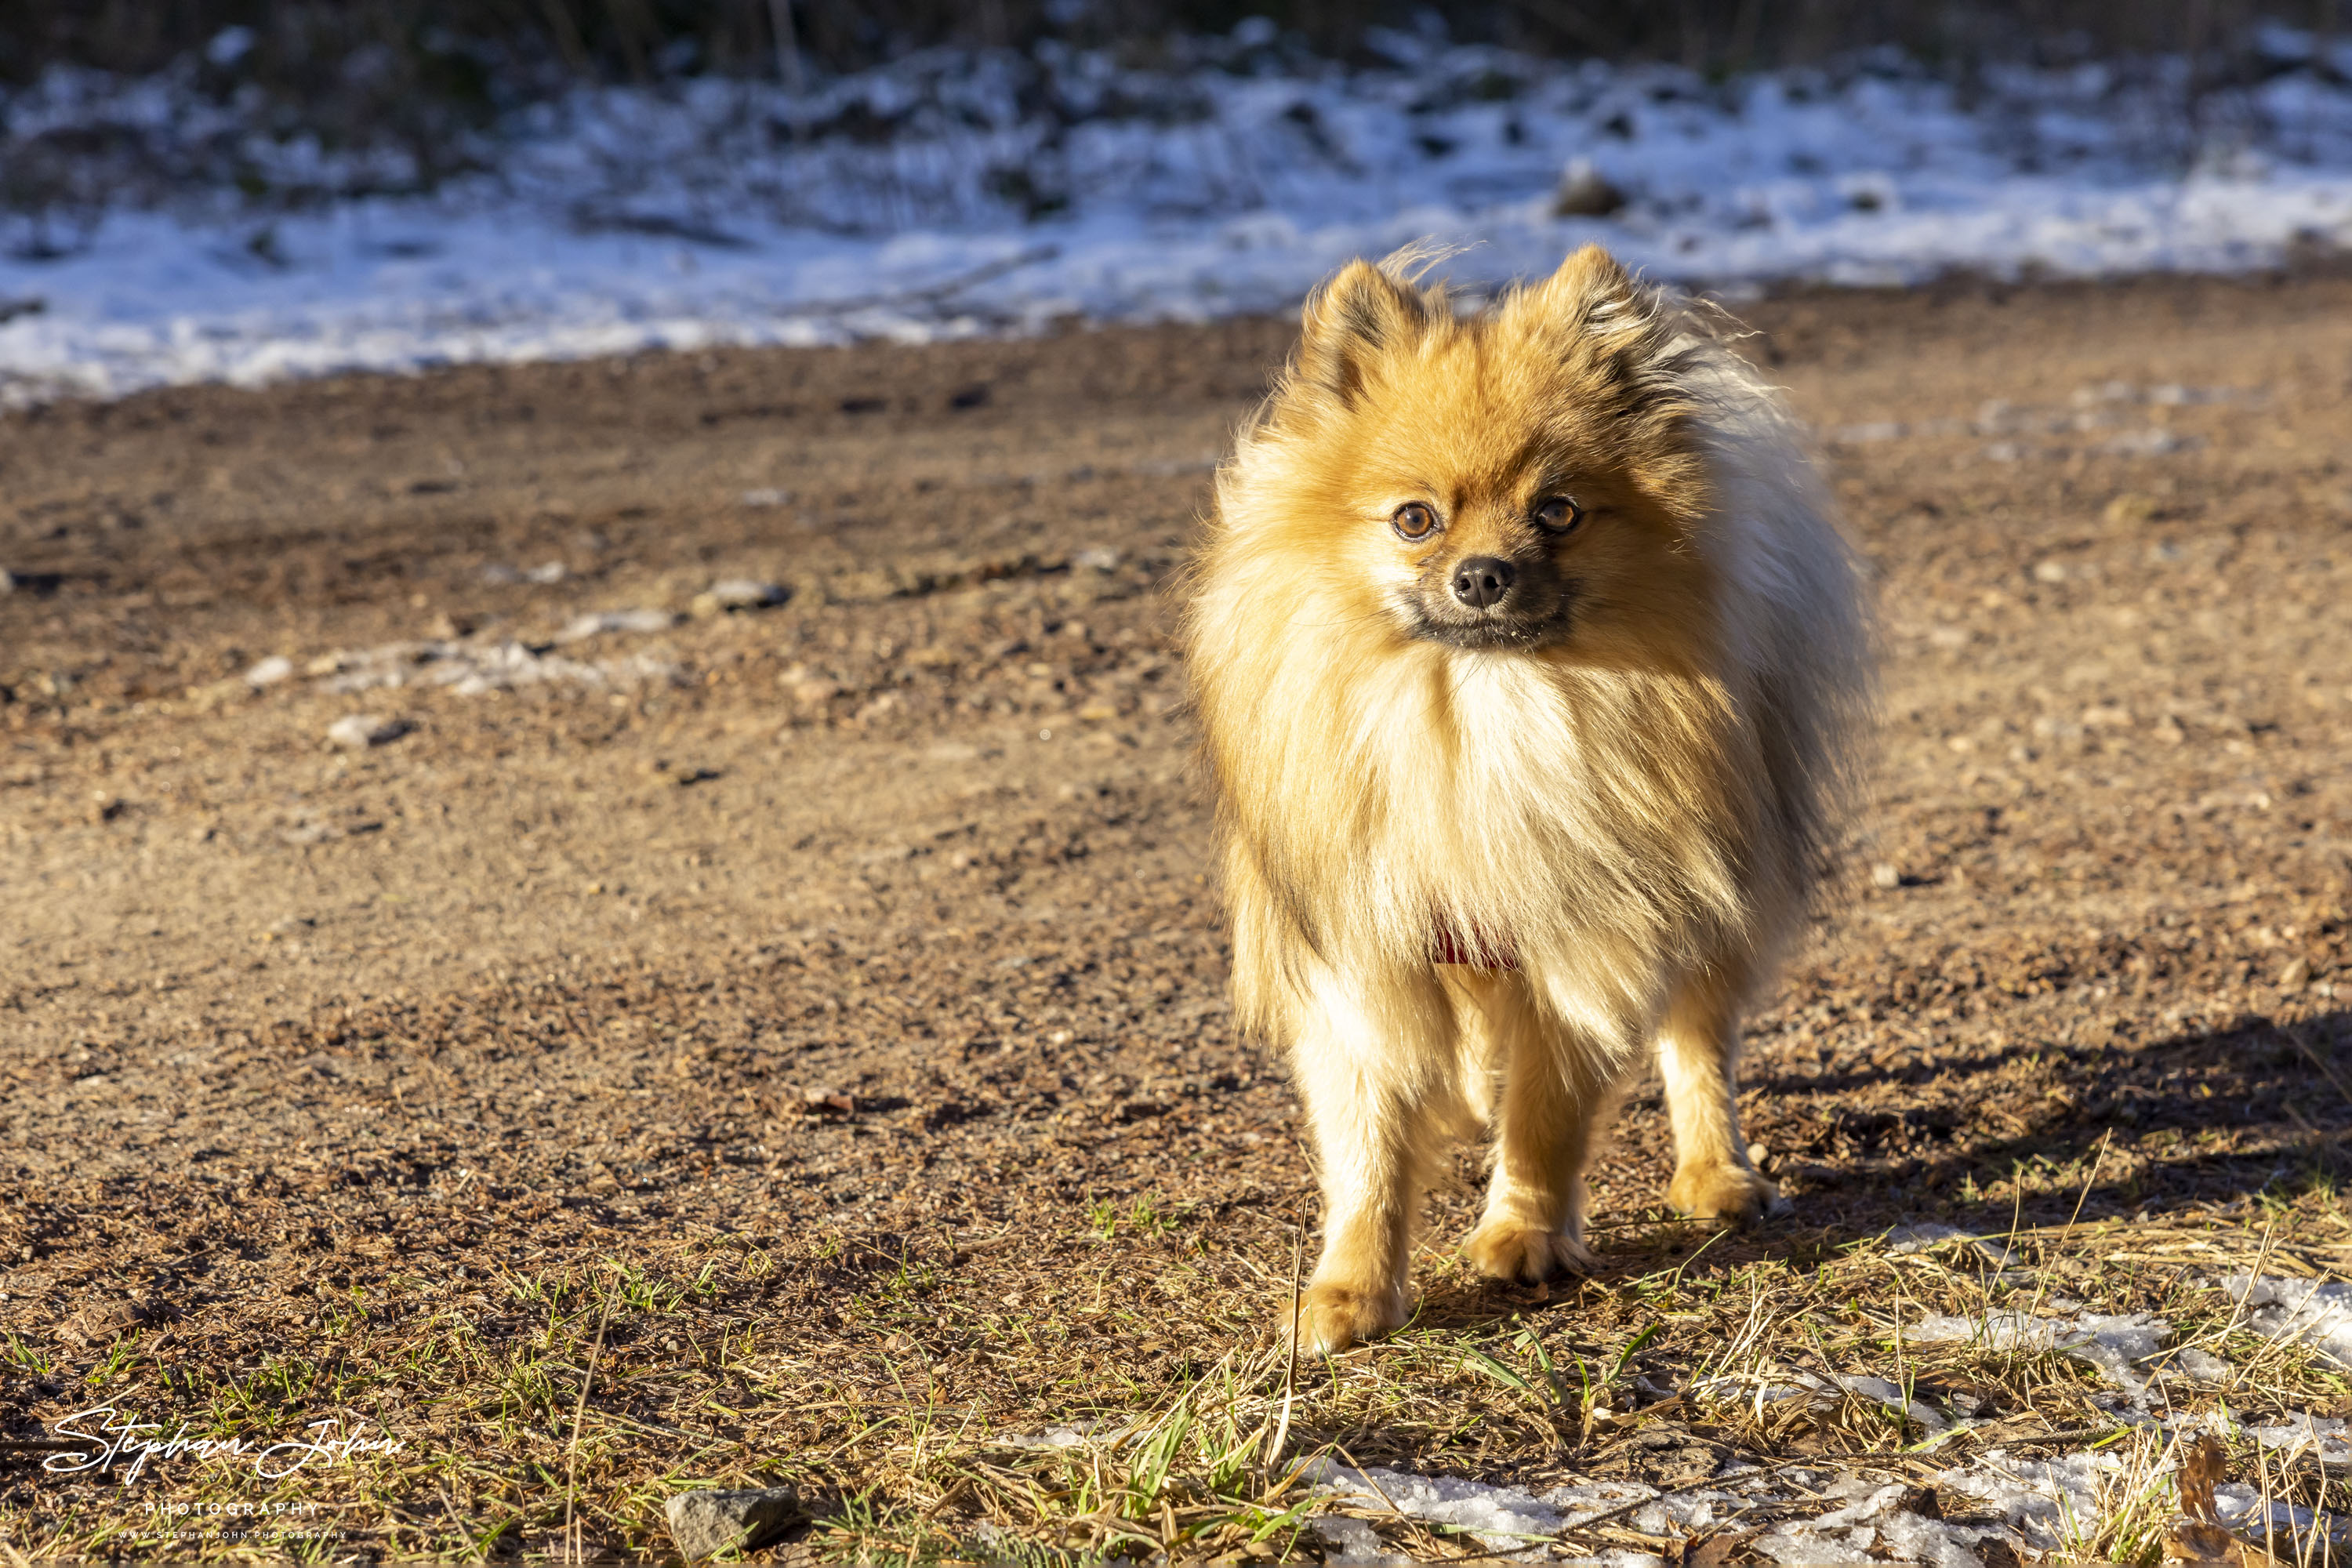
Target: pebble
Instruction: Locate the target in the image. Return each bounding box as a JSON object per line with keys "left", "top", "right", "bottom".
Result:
{"left": 1552, "top": 157, "right": 1627, "bottom": 218}
{"left": 244, "top": 655, "right": 295, "bottom": 687}
{"left": 663, "top": 1486, "right": 800, "bottom": 1562}
{"left": 692, "top": 579, "right": 790, "bottom": 617}
{"left": 554, "top": 608, "right": 678, "bottom": 643}
{"left": 739, "top": 488, "right": 794, "bottom": 507}
{"left": 326, "top": 714, "right": 410, "bottom": 750}
{"left": 524, "top": 561, "right": 568, "bottom": 584}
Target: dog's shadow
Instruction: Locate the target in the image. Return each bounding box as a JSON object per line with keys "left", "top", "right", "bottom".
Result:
{"left": 1403, "top": 1007, "right": 2351, "bottom": 1338}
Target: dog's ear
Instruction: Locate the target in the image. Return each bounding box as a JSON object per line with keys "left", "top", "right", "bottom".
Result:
{"left": 1514, "top": 244, "right": 1690, "bottom": 420}
{"left": 1529, "top": 243, "right": 1638, "bottom": 314}
{"left": 1517, "top": 244, "right": 1661, "bottom": 365}
{"left": 1297, "top": 260, "right": 1432, "bottom": 408}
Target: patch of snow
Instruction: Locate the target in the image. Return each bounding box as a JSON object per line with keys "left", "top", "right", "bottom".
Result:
{"left": 9, "top": 40, "right": 2352, "bottom": 404}
{"left": 1309, "top": 1515, "right": 1400, "bottom": 1566}
{"left": 2223, "top": 1275, "right": 2352, "bottom": 1368}
{"left": 2248, "top": 1413, "right": 2352, "bottom": 1469}
{"left": 986, "top": 1423, "right": 1126, "bottom": 1450}
{"left": 1749, "top": 1474, "right": 2008, "bottom": 1566}
{"left": 1906, "top": 1308, "right": 2169, "bottom": 1390}
{"left": 1695, "top": 1368, "right": 1948, "bottom": 1430}
{"left": 1306, "top": 1459, "right": 1560, "bottom": 1551}
{"left": 2174, "top": 1345, "right": 2233, "bottom": 1382}
{"left": 1934, "top": 1446, "right": 2133, "bottom": 1551}
{"left": 1301, "top": 1429, "right": 2350, "bottom": 1565}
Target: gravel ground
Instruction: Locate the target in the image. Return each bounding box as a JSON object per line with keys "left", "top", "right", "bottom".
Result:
{"left": 2, "top": 273, "right": 2348, "bottom": 1561}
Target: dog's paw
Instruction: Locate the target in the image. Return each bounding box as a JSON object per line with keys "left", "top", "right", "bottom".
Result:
{"left": 1668, "top": 1162, "right": 1785, "bottom": 1224}
{"left": 1282, "top": 1283, "right": 1406, "bottom": 1357}
{"left": 1461, "top": 1219, "right": 1594, "bottom": 1284}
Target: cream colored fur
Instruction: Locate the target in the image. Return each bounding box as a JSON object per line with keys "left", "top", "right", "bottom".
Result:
{"left": 1182, "top": 245, "right": 1871, "bottom": 1355}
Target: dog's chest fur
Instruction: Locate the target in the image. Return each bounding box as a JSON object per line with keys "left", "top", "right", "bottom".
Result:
{"left": 1330, "top": 648, "right": 1755, "bottom": 978}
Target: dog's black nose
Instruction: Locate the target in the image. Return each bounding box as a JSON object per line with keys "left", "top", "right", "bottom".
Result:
{"left": 1450, "top": 556, "right": 1515, "bottom": 609}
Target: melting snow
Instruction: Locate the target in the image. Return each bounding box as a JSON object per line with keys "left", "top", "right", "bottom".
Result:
{"left": 9, "top": 31, "right": 2352, "bottom": 404}
{"left": 1303, "top": 1283, "right": 2350, "bottom": 1559}
{"left": 1886, "top": 1222, "right": 2018, "bottom": 1266}
{"left": 2249, "top": 1412, "right": 2352, "bottom": 1469}
{"left": 1305, "top": 1459, "right": 1562, "bottom": 1551}
{"left": 1906, "top": 1308, "right": 2170, "bottom": 1391}
{"left": 2224, "top": 1275, "right": 2352, "bottom": 1368}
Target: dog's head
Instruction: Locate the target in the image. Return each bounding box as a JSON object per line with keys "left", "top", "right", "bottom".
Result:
{"left": 1243, "top": 245, "right": 1719, "bottom": 669}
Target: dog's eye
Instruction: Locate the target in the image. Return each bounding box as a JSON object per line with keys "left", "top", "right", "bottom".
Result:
{"left": 1534, "top": 495, "right": 1583, "bottom": 533}
{"left": 1391, "top": 502, "right": 1440, "bottom": 541}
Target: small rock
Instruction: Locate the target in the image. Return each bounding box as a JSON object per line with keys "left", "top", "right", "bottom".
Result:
{"left": 554, "top": 608, "right": 679, "bottom": 643}
{"left": 524, "top": 561, "right": 568, "bottom": 585}
{"left": 1073, "top": 546, "right": 1122, "bottom": 572}
{"left": 692, "top": 579, "right": 790, "bottom": 618}
{"left": 478, "top": 563, "right": 523, "bottom": 586}
{"left": 0, "top": 568, "right": 15, "bottom": 593}
{"left": 2103, "top": 492, "right": 2160, "bottom": 525}
{"left": 2278, "top": 956, "right": 2311, "bottom": 989}
{"left": 739, "top": 488, "right": 794, "bottom": 507}
{"left": 326, "top": 714, "right": 411, "bottom": 750}
{"left": 663, "top": 1486, "right": 801, "bottom": 1563}
{"left": 244, "top": 655, "right": 295, "bottom": 688}
{"left": 1551, "top": 158, "right": 1627, "bottom": 218}
{"left": 56, "top": 1298, "right": 150, "bottom": 1348}
{"left": 1871, "top": 862, "right": 1902, "bottom": 890}
{"left": 2032, "top": 560, "right": 2068, "bottom": 583}
{"left": 783, "top": 670, "right": 840, "bottom": 705}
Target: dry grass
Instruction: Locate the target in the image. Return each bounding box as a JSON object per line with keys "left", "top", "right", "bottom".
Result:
{"left": 4, "top": 1178, "right": 2346, "bottom": 1563}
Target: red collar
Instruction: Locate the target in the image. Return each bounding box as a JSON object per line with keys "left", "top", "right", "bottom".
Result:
{"left": 1432, "top": 918, "right": 1517, "bottom": 969}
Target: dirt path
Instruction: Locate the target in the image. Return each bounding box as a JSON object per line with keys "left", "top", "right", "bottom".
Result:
{"left": 2, "top": 275, "right": 2349, "bottom": 1561}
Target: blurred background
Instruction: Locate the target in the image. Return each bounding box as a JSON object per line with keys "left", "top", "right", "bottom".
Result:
{"left": 11, "top": 2, "right": 2343, "bottom": 85}
{"left": 3, "top": 2, "right": 2350, "bottom": 405}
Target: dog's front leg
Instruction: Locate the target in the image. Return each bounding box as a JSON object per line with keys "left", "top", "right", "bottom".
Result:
{"left": 1283, "top": 977, "right": 1443, "bottom": 1356}
{"left": 1458, "top": 972, "right": 1605, "bottom": 1282}
{"left": 1659, "top": 969, "right": 1783, "bottom": 1222}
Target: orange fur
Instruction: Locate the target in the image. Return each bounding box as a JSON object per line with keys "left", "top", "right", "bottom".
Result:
{"left": 1182, "top": 245, "right": 1871, "bottom": 1355}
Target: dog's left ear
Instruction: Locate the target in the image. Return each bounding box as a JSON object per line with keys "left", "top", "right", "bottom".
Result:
{"left": 1512, "top": 244, "right": 1689, "bottom": 420}
{"left": 1297, "top": 259, "right": 1432, "bottom": 408}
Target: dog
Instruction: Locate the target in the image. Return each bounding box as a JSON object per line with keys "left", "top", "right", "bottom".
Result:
{"left": 1182, "top": 245, "right": 1870, "bottom": 1355}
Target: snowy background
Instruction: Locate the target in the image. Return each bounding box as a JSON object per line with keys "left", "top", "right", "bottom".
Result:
{"left": 5, "top": 20, "right": 2352, "bottom": 405}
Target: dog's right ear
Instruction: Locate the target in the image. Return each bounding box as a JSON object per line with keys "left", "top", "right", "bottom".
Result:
{"left": 1297, "top": 260, "right": 1430, "bottom": 408}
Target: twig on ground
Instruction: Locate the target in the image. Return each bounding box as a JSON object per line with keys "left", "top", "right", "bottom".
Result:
{"left": 1269, "top": 1221, "right": 1303, "bottom": 1475}
{"left": 564, "top": 1281, "right": 615, "bottom": 1566}
{"left": 772, "top": 246, "right": 1060, "bottom": 319}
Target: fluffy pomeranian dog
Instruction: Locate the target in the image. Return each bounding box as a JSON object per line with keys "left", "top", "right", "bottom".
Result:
{"left": 1183, "top": 245, "right": 1870, "bottom": 1356}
